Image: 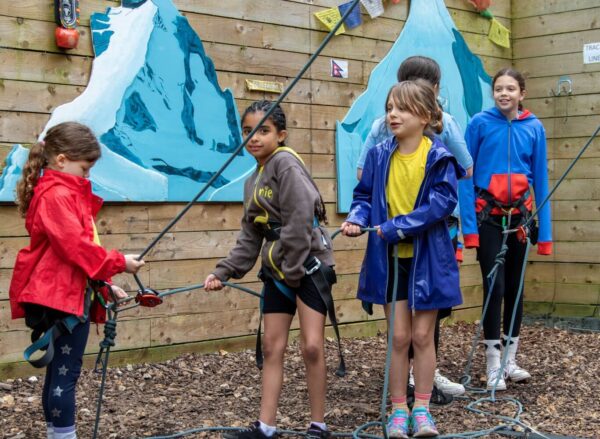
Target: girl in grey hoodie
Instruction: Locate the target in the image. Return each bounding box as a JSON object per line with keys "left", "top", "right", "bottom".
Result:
{"left": 204, "top": 101, "right": 336, "bottom": 439}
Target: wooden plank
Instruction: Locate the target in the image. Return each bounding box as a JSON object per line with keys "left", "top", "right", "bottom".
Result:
{"left": 525, "top": 72, "right": 600, "bottom": 99}
{"left": 0, "top": 318, "right": 151, "bottom": 363}
{"left": 189, "top": 13, "right": 397, "bottom": 62}
{"left": 550, "top": 158, "right": 600, "bottom": 180}
{"left": 0, "top": 319, "right": 391, "bottom": 380}
{"left": 0, "top": 225, "right": 367, "bottom": 268}
{"left": 553, "top": 221, "right": 600, "bottom": 242}
{"left": 540, "top": 115, "right": 600, "bottom": 138}
{"left": 0, "top": 79, "right": 85, "bottom": 114}
{"left": 513, "top": 28, "right": 600, "bottom": 59}
{"left": 529, "top": 242, "right": 600, "bottom": 263}
{"left": 513, "top": 8, "right": 600, "bottom": 39}
{"left": 513, "top": 0, "right": 600, "bottom": 18}
{"left": 515, "top": 53, "right": 600, "bottom": 79}
{"left": 445, "top": 0, "right": 511, "bottom": 19}
{"left": 205, "top": 42, "right": 366, "bottom": 85}
{"left": 0, "top": 16, "right": 94, "bottom": 57}
{"left": 547, "top": 137, "right": 600, "bottom": 160}
{"left": 0, "top": 0, "right": 119, "bottom": 26}
{"left": 545, "top": 178, "right": 600, "bottom": 200}
{"left": 0, "top": 48, "right": 93, "bottom": 87}
{"left": 552, "top": 200, "right": 600, "bottom": 221}
{"left": 0, "top": 200, "right": 349, "bottom": 239}
{"left": 526, "top": 95, "right": 600, "bottom": 119}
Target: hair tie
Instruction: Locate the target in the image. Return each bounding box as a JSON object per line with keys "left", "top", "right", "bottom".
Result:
{"left": 40, "top": 140, "right": 45, "bottom": 147}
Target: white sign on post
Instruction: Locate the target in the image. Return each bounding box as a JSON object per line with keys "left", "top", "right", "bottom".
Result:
{"left": 583, "top": 42, "right": 600, "bottom": 64}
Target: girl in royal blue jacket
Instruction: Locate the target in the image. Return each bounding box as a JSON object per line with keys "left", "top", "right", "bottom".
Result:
{"left": 459, "top": 68, "right": 552, "bottom": 391}
{"left": 342, "top": 80, "right": 464, "bottom": 438}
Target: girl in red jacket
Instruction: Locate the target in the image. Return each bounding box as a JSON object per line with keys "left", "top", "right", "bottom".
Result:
{"left": 9, "top": 122, "right": 145, "bottom": 439}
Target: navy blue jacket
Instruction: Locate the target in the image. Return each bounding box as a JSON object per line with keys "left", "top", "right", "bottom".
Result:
{"left": 346, "top": 135, "right": 465, "bottom": 310}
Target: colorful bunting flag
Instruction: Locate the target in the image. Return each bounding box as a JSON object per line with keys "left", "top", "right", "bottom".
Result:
{"left": 360, "top": 0, "right": 384, "bottom": 19}
{"left": 315, "top": 7, "right": 346, "bottom": 35}
{"left": 339, "top": 1, "right": 363, "bottom": 29}
{"left": 488, "top": 18, "right": 510, "bottom": 48}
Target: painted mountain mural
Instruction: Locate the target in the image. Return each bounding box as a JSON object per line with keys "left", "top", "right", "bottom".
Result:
{"left": 0, "top": 0, "right": 255, "bottom": 201}
{"left": 335, "top": 0, "right": 495, "bottom": 212}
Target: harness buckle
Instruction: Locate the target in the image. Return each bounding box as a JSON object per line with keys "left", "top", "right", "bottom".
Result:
{"left": 135, "top": 288, "right": 163, "bottom": 307}
{"left": 305, "top": 257, "right": 322, "bottom": 276}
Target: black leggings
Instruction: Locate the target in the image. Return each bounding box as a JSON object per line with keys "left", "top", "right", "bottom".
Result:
{"left": 477, "top": 215, "right": 528, "bottom": 340}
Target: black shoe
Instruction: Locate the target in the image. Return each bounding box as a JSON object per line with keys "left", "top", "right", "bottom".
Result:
{"left": 430, "top": 384, "right": 454, "bottom": 406}
{"left": 306, "top": 423, "right": 331, "bottom": 438}
{"left": 406, "top": 383, "right": 415, "bottom": 410}
{"left": 223, "top": 421, "right": 278, "bottom": 439}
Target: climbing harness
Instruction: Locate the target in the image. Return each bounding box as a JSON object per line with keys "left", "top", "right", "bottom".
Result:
{"left": 23, "top": 281, "right": 100, "bottom": 368}
{"left": 254, "top": 216, "right": 346, "bottom": 377}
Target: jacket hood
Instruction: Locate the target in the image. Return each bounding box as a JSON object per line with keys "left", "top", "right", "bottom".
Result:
{"left": 26, "top": 169, "right": 99, "bottom": 230}
{"left": 483, "top": 106, "right": 534, "bottom": 121}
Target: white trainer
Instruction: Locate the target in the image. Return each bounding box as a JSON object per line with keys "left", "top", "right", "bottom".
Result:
{"left": 434, "top": 369, "right": 465, "bottom": 396}
{"left": 486, "top": 368, "right": 507, "bottom": 391}
{"left": 505, "top": 360, "right": 531, "bottom": 382}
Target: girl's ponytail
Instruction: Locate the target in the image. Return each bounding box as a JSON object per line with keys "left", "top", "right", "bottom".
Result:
{"left": 16, "top": 141, "right": 47, "bottom": 217}
{"left": 428, "top": 100, "right": 444, "bottom": 135}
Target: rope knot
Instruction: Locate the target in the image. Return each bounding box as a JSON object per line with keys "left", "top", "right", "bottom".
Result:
{"left": 99, "top": 319, "right": 117, "bottom": 349}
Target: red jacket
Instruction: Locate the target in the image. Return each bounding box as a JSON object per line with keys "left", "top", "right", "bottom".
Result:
{"left": 9, "top": 169, "right": 126, "bottom": 323}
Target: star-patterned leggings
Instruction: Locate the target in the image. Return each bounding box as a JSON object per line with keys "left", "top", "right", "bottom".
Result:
{"left": 42, "top": 317, "right": 90, "bottom": 428}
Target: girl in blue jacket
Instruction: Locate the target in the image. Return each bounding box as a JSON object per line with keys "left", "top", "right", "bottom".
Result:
{"left": 459, "top": 68, "right": 552, "bottom": 391}
{"left": 342, "top": 80, "right": 464, "bottom": 438}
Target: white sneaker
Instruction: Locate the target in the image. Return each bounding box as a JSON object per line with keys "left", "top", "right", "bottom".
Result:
{"left": 486, "top": 368, "right": 507, "bottom": 391}
{"left": 505, "top": 360, "right": 531, "bottom": 382}
{"left": 434, "top": 369, "right": 465, "bottom": 396}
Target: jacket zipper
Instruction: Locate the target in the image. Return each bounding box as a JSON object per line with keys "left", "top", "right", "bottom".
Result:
{"left": 410, "top": 156, "right": 434, "bottom": 315}
{"left": 383, "top": 148, "right": 393, "bottom": 304}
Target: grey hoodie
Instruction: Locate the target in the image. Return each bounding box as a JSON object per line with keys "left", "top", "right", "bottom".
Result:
{"left": 213, "top": 147, "right": 335, "bottom": 288}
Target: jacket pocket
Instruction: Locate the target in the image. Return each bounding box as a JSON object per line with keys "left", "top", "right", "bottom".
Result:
{"left": 263, "top": 240, "right": 286, "bottom": 281}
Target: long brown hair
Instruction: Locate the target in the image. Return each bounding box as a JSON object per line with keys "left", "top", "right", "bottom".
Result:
{"left": 16, "top": 122, "right": 101, "bottom": 217}
{"left": 385, "top": 80, "right": 444, "bottom": 136}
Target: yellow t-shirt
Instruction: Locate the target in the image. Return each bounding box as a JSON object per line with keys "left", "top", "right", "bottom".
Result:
{"left": 92, "top": 220, "right": 101, "bottom": 245}
{"left": 386, "top": 136, "right": 432, "bottom": 258}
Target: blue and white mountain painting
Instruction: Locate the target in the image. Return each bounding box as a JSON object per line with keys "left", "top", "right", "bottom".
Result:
{"left": 0, "top": 0, "right": 254, "bottom": 201}
{"left": 335, "top": 0, "right": 495, "bottom": 212}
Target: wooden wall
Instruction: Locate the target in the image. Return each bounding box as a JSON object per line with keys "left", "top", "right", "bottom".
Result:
{"left": 0, "top": 0, "right": 512, "bottom": 377}
{"left": 513, "top": 0, "right": 600, "bottom": 320}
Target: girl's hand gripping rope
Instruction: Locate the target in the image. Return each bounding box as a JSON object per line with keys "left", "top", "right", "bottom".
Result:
{"left": 124, "top": 254, "right": 145, "bottom": 274}
{"left": 204, "top": 273, "right": 224, "bottom": 291}
{"left": 340, "top": 221, "right": 363, "bottom": 237}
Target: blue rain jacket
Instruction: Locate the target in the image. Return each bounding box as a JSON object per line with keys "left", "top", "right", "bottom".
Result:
{"left": 346, "top": 135, "right": 465, "bottom": 310}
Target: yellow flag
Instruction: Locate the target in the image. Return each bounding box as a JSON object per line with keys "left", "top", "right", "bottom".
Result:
{"left": 315, "top": 8, "right": 346, "bottom": 35}
{"left": 488, "top": 18, "right": 510, "bottom": 48}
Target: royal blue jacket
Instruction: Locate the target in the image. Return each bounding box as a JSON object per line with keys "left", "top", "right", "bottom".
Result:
{"left": 346, "top": 135, "right": 465, "bottom": 310}
{"left": 459, "top": 107, "right": 552, "bottom": 255}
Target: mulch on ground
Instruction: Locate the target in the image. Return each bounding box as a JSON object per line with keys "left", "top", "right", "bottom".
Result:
{"left": 1, "top": 322, "right": 599, "bottom": 438}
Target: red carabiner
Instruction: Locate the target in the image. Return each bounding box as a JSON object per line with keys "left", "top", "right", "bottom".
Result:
{"left": 516, "top": 225, "right": 528, "bottom": 244}
{"left": 135, "top": 289, "right": 163, "bottom": 307}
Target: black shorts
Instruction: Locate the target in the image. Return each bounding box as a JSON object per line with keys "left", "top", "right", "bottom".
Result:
{"left": 386, "top": 255, "right": 412, "bottom": 303}
{"left": 261, "top": 265, "right": 336, "bottom": 316}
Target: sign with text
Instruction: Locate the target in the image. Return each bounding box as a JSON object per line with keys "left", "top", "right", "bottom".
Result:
{"left": 584, "top": 42, "right": 600, "bottom": 64}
